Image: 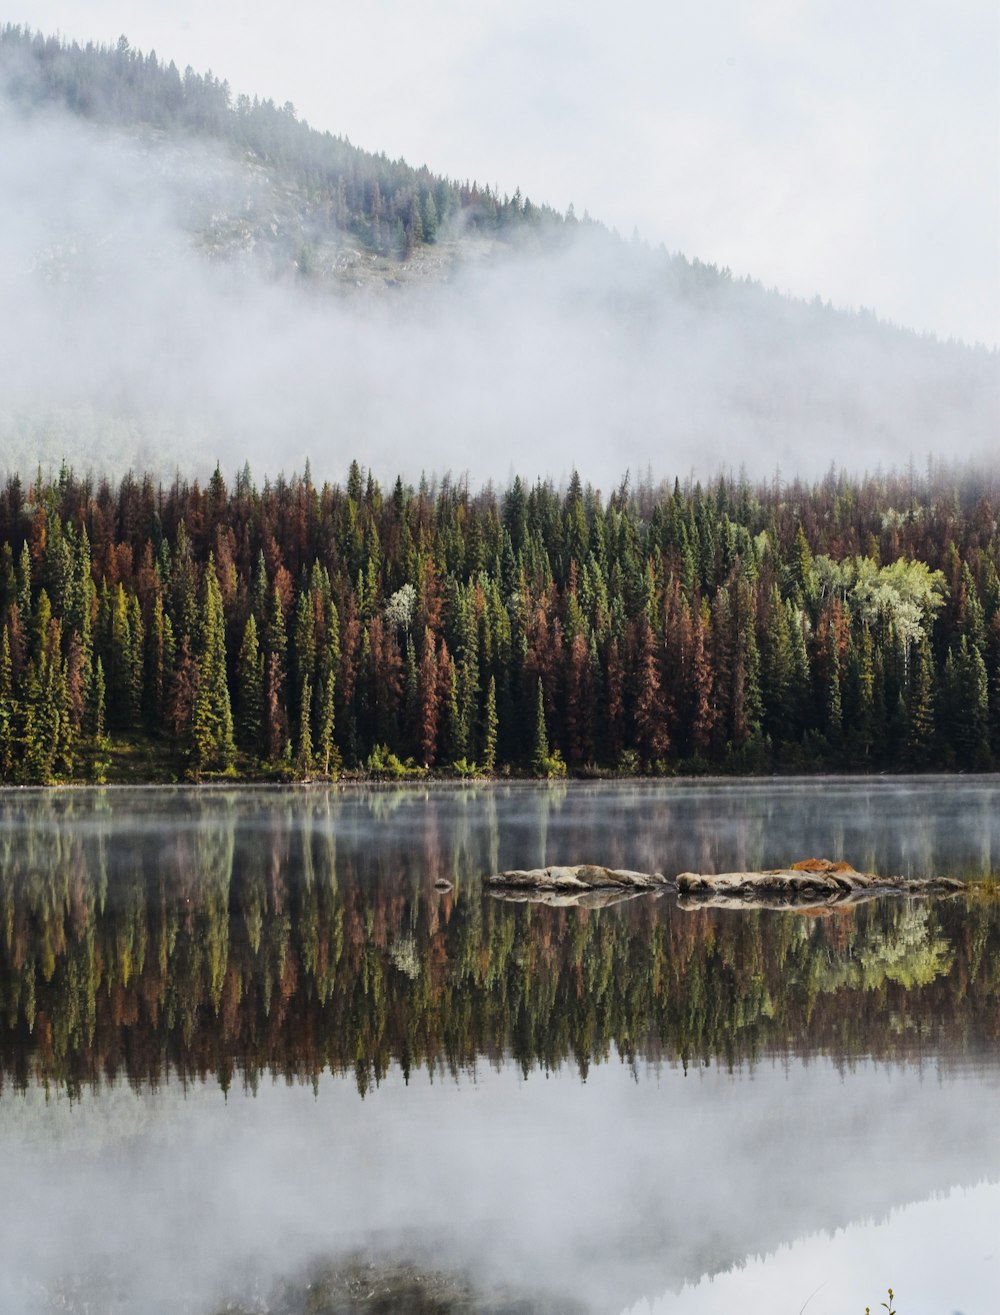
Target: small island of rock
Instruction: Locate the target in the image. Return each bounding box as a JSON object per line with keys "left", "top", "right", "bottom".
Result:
{"left": 485, "top": 859, "right": 966, "bottom": 909}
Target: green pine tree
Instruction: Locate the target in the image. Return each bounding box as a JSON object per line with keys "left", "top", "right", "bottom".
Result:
{"left": 237, "top": 614, "right": 263, "bottom": 753}
{"left": 484, "top": 674, "right": 499, "bottom": 774}
{"left": 317, "top": 673, "right": 337, "bottom": 778}
{"left": 905, "top": 632, "right": 936, "bottom": 767}
{"left": 296, "top": 677, "right": 313, "bottom": 778}
{"left": 189, "top": 555, "right": 235, "bottom": 775}
{"left": 531, "top": 677, "right": 549, "bottom": 775}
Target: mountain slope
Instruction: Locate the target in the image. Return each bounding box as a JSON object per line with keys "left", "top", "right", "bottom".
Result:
{"left": 0, "top": 25, "right": 568, "bottom": 276}
{"left": 0, "top": 25, "right": 996, "bottom": 486}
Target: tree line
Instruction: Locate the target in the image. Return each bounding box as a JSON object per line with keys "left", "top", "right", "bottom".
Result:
{"left": 0, "top": 460, "right": 998, "bottom": 782}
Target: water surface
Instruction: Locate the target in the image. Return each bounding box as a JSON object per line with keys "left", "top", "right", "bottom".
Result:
{"left": 0, "top": 778, "right": 997, "bottom": 1313}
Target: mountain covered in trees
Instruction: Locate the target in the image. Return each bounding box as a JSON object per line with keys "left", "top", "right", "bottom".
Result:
{"left": 0, "top": 30, "right": 997, "bottom": 781}
{"left": 1, "top": 25, "right": 996, "bottom": 487}
{"left": 1, "top": 460, "right": 998, "bottom": 783}
{"left": 0, "top": 24, "right": 569, "bottom": 274}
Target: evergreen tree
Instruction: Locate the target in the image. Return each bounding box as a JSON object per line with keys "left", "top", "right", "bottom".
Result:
{"left": 189, "top": 555, "right": 235, "bottom": 775}
{"left": 483, "top": 674, "right": 499, "bottom": 774}
{"left": 317, "top": 673, "right": 337, "bottom": 777}
{"left": 16, "top": 540, "right": 31, "bottom": 625}
{"left": 0, "top": 626, "right": 14, "bottom": 777}
{"left": 237, "top": 614, "right": 264, "bottom": 753}
{"left": 171, "top": 520, "right": 198, "bottom": 642}
{"left": 296, "top": 677, "right": 313, "bottom": 778}
{"left": 418, "top": 630, "right": 439, "bottom": 767}
{"left": 632, "top": 616, "right": 668, "bottom": 767}
{"left": 143, "top": 593, "right": 167, "bottom": 728}
{"left": 108, "top": 584, "right": 133, "bottom": 728}
{"left": 905, "top": 632, "right": 936, "bottom": 767}
{"left": 759, "top": 584, "right": 794, "bottom": 745}
{"left": 90, "top": 655, "right": 107, "bottom": 742}
{"left": 949, "top": 637, "right": 990, "bottom": 767}
{"left": 531, "top": 677, "right": 549, "bottom": 774}
{"left": 822, "top": 621, "right": 842, "bottom": 752}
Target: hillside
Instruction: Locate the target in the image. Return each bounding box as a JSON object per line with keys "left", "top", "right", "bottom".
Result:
{"left": 0, "top": 25, "right": 997, "bottom": 487}
{"left": 0, "top": 25, "right": 569, "bottom": 283}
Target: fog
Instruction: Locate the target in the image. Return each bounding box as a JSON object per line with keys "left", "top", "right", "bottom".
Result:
{"left": 5, "top": 775, "right": 1000, "bottom": 889}
{"left": 1, "top": 98, "right": 996, "bottom": 489}
{"left": 1, "top": 1057, "right": 998, "bottom": 1314}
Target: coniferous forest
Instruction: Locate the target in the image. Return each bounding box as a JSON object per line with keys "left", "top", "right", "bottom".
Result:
{"left": 1, "top": 460, "right": 998, "bottom": 784}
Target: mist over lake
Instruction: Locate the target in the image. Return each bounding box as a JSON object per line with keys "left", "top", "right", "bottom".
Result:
{"left": 0, "top": 779, "right": 998, "bottom": 1313}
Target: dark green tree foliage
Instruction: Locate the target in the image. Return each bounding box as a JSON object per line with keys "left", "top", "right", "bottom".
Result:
{"left": 484, "top": 674, "right": 499, "bottom": 774}
{"left": 237, "top": 614, "right": 263, "bottom": 752}
{"left": 531, "top": 677, "right": 549, "bottom": 774}
{"left": 0, "top": 460, "right": 997, "bottom": 780}
{"left": 187, "top": 555, "right": 235, "bottom": 777}
{"left": 296, "top": 677, "right": 313, "bottom": 778}
{"left": 905, "top": 634, "right": 936, "bottom": 767}
{"left": 0, "top": 629, "right": 13, "bottom": 776}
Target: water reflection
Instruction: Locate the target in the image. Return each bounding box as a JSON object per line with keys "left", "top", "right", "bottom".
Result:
{"left": 2, "top": 1060, "right": 999, "bottom": 1315}
{"left": 639, "top": 1179, "right": 1000, "bottom": 1315}
{"left": 0, "top": 782, "right": 999, "bottom": 1094}
{"left": 0, "top": 781, "right": 998, "bottom": 1314}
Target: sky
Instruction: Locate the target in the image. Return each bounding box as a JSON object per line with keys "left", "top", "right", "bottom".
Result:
{"left": 11, "top": 0, "right": 1000, "bottom": 349}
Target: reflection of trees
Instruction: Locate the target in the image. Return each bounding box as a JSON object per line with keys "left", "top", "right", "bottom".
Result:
{"left": 0, "top": 791, "right": 998, "bottom": 1096}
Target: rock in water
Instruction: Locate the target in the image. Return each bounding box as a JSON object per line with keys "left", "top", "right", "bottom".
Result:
{"left": 482, "top": 859, "right": 965, "bottom": 910}
{"left": 675, "top": 861, "right": 965, "bottom": 909}
{"left": 484, "top": 865, "right": 670, "bottom": 892}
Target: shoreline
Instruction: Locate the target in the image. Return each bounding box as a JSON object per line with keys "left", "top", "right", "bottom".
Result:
{"left": 3, "top": 767, "right": 1000, "bottom": 791}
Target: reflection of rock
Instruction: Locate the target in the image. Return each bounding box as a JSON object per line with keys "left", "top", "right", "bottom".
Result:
{"left": 485, "top": 865, "right": 670, "bottom": 893}
{"left": 229, "top": 1251, "right": 585, "bottom": 1314}
{"left": 676, "top": 859, "right": 965, "bottom": 910}
{"left": 489, "top": 888, "right": 655, "bottom": 909}
{"left": 388, "top": 935, "right": 421, "bottom": 979}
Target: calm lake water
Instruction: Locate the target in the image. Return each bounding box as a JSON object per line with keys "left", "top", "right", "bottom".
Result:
{"left": 0, "top": 777, "right": 998, "bottom": 1314}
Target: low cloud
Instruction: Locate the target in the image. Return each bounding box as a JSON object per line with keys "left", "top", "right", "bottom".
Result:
{"left": 0, "top": 98, "right": 996, "bottom": 489}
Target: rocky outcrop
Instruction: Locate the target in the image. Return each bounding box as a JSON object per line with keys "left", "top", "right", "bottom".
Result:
{"left": 484, "top": 865, "right": 670, "bottom": 893}
{"left": 676, "top": 859, "right": 965, "bottom": 909}
{"left": 484, "top": 859, "right": 965, "bottom": 910}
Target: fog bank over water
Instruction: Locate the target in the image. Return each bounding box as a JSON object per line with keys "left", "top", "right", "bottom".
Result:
{"left": 1, "top": 99, "right": 996, "bottom": 488}
{"left": 2, "top": 1058, "right": 999, "bottom": 1314}
{"left": 1, "top": 781, "right": 999, "bottom": 1312}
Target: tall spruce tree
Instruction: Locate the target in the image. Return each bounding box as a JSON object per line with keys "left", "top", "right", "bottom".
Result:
{"left": 531, "top": 677, "right": 549, "bottom": 774}
{"left": 237, "top": 614, "right": 263, "bottom": 753}
{"left": 189, "top": 555, "right": 235, "bottom": 775}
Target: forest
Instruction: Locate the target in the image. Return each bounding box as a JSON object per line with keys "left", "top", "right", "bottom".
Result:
{"left": 0, "top": 460, "right": 997, "bottom": 783}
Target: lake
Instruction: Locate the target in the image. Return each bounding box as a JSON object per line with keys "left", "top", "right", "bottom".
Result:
{"left": 0, "top": 778, "right": 998, "bottom": 1314}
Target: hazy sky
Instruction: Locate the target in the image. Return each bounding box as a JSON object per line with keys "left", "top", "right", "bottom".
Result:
{"left": 13, "top": 0, "right": 1000, "bottom": 348}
